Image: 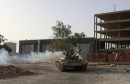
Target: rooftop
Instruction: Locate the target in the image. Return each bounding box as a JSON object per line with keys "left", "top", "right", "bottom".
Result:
{"left": 95, "top": 10, "right": 130, "bottom": 20}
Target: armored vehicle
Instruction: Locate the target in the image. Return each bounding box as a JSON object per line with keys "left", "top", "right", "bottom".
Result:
{"left": 55, "top": 48, "right": 88, "bottom": 72}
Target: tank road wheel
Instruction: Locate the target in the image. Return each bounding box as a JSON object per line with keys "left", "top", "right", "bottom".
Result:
{"left": 82, "top": 65, "right": 87, "bottom": 71}
{"left": 59, "top": 64, "right": 66, "bottom": 72}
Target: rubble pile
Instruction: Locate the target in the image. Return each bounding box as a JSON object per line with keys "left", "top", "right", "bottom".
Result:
{"left": 0, "top": 65, "right": 36, "bottom": 79}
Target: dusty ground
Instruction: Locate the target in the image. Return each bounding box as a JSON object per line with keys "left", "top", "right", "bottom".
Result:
{"left": 0, "top": 62, "right": 130, "bottom": 84}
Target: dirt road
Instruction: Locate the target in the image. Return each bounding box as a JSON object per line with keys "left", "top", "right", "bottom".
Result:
{"left": 0, "top": 63, "right": 130, "bottom": 84}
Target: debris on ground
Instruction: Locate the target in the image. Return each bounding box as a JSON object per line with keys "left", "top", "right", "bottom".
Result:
{"left": 0, "top": 65, "right": 36, "bottom": 79}
{"left": 124, "top": 68, "right": 130, "bottom": 72}
{"left": 110, "top": 64, "right": 116, "bottom": 67}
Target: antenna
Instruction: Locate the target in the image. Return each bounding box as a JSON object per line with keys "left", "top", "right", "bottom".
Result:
{"left": 114, "top": 4, "right": 116, "bottom": 12}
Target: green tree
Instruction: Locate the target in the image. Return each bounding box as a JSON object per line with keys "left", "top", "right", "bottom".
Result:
{"left": 52, "top": 21, "right": 72, "bottom": 39}
{"left": 50, "top": 21, "right": 86, "bottom": 51}
{"left": 73, "top": 32, "right": 85, "bottom": 38}
{"left": 0, "top": 34, "right": 12, "bottom": 52}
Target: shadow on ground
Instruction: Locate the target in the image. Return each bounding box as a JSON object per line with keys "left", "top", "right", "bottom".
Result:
{"left": 65, "top": 66, "right": 130, "bottom": 74}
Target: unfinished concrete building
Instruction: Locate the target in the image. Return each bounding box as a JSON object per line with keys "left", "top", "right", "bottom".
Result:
{"left": 94, "top": 10, "right": 130, "bottom": 53}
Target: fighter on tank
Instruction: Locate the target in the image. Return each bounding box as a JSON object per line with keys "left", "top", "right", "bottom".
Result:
{"left": 55, "top": 48, "right": 88, "bottom": 72}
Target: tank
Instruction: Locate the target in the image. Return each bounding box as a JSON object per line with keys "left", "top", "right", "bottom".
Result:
{"left": 55, "top": 48, "right": 88, "bottom": 72}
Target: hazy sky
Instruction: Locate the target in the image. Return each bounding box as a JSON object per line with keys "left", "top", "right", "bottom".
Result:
{"left": 0, "top": 0, "right": 130, "bottom": 44}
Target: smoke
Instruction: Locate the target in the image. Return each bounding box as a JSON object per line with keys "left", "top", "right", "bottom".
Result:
{"left": 0, "top": 48, "right": 9, "bottom": 64}
{"left": 0, "top": 48, "right": 62, "bottom": 64}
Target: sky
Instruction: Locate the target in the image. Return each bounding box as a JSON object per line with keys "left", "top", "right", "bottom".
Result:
{"left": 0, "top": 0, "right": 130, "bottom": 50}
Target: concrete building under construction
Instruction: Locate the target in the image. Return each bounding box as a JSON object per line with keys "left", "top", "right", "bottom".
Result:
{"left": 94, "top": 10, "right": 130, "bottom": 53}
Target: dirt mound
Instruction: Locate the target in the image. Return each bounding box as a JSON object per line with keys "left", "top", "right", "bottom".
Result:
{"left": 0, "top": 65, "right": 36, "bottom": 79}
